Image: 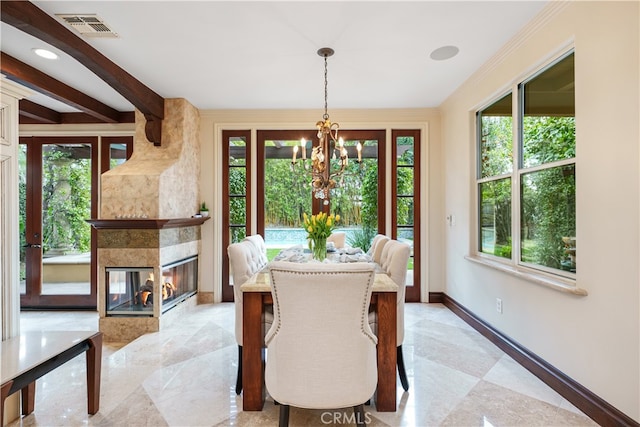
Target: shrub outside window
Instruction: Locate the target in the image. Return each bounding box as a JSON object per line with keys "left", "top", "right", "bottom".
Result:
{"left": 477, "top": 51, "right": 576, "bottom": 278}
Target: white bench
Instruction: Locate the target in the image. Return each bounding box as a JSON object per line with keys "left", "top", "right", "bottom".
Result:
{"left": 1, "top": 331, "right": 102, "bottom": 425}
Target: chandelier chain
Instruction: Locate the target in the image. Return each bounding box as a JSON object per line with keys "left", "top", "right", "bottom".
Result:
{"left": 323, "top": 54, "right": 329, "bottom": 120}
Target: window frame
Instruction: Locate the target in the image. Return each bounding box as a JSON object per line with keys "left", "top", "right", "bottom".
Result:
{"left": 391, "top": 129, "right": 421, "bottom": 302}
{"left": 473, "top": 49, "right": 578, "bottom": 289}
{"left": 221, "top": 130, "right": 251, "bottom": 302}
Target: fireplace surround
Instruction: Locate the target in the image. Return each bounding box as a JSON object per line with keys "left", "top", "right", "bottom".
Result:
{"left": 92, "top": 99, "right": 204, "bottom": 341}
{"left": 89, "top": 217, "right": 208, "bottom": 341}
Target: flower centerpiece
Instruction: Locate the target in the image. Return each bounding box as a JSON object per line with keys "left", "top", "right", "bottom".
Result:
{"left": 303, "top": 212, "right": 340, "bottom": 261}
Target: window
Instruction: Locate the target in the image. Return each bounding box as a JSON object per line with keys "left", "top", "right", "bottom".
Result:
{"left": 222, "top": 130, "right": 251, "bottom": 302}
{"left": 478, "top": 93, "right": 513, "bottom": 259}
{"left": 100, "top": 136, "right": 133, "bottom": 173}
{"left": 477, "top": 51, "right": 575, "bottom": 279}
{"left": 392, "top": 130, "right": 421, "bottom": 301}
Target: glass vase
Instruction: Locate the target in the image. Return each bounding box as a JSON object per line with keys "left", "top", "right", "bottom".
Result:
{"left": 312, "top": 237, "right": 327, "bottom": 261}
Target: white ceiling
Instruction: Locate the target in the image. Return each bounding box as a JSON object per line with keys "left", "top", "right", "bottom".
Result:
{"left": 1, "top": 1, "right": 548, "bottom": 114}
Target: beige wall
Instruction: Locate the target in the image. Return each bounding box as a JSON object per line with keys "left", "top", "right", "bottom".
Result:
{"left": 439, "top": 1, "right": 639, "bottom": 421}
{"left": 198, "top": 108, "right": 444, "bottom": 303}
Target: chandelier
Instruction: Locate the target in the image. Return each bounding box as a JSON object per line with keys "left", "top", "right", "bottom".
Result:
{"left": 291, "top": 47, "right": 362, "bottom": 203}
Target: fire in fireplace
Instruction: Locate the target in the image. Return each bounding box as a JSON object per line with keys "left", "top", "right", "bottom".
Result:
{"left": 105, "top": 256, "right": 198, "bottom": 316}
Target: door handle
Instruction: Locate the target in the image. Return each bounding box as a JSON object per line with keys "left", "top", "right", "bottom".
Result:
{"left": 23, "top": 243, "right": 42, "bottom": 248}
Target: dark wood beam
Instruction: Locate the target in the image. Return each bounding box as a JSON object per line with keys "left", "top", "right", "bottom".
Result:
{"left": 1, "top": 1, "right": 164, "bottom": 144}
{"left": 3, "top": 53, "right": 121, "bottom": 123}
{"left": 19, "top": 110, "right": 135, "bottom": 125}
{"left": 19, "top": 99, "right": 60, "bottom": 124}
{"left": 20, "top": 111, "right": 136, "bottom": 125}
{"left": 61, "top": 111, "right": 135, "bottom": 124}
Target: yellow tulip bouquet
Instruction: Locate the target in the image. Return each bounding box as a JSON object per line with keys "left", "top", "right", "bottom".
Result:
{"left": 303, "top": 212, "right": 340, "bottom": 260}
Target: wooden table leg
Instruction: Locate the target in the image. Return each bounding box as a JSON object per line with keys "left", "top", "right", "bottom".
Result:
{"left": 376, "top": 292, "right": 397, "bottom": 412}
{"left": 20, "top": 382, "right": 35, "bottom": 415}
{"left": 242, "top": 292, "right": 265, "bottom": 411}
{"left": 1, "top": 380, "right": 13, "bottom": 426}
{"left": 86, "top": 333, "right": 103, "bottom": 415}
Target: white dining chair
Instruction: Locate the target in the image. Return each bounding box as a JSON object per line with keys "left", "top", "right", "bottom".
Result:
{"left": 227, "top": 239, "right": 272, "bottom": 395}
{"left": 327, "top": 231, "right": 347, "bottom": 249}
{"left": 369, "top": 234, "right": 390, "bottom": 264}
{"left": 265, "top": 261, "right": 378, "bottom": 426}
{"left": 369, "top": 239, "right": 411, "bottom": 392}
{"left": 243, "top": 234, "right": 268, "bottom": 266}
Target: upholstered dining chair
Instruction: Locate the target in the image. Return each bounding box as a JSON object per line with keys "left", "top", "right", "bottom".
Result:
{"left": 327, "top": 231, "right": 347, "bottom": 249}
{"left": 369, "top": 239, "right": 411, "bottom": 392}
{"left": 265, "top": 261, "right": 378, "bottom": 427}
{"left": 368, "top": 234, "right": 390, "bottom": 264}
{"left": 243, "top": 234, "right": 268, "bottom": 265}
{"left": 227, "top": 239, "right": 272, "bottom": 395}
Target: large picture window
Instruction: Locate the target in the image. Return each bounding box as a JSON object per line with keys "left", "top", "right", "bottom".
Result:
{"left": 477, "top": 51, "right": 575, "bottom": 279}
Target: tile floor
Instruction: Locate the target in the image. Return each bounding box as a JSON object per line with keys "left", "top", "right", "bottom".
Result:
{"left": 9, "top": 303, "right": 598, "bottom": 426}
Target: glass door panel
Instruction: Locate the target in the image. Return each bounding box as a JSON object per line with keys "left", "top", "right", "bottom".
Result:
{"left": 222, "top": 131, "right": 250, "bottom": 302}
{"left": 229, "top": 166, "right": 247, "bottom": 243}
{"left": 331, "top": 136, "right": 382, "bottom": 252}
{"left": 258, "top": 130, "right": 385, "bottom": 256}
{"left": 260, "top": 134, "right": 313, "bottom": 256}
{"left": 19, "top": 144, "right": 28, "bottom": 296}
{"left": 392, "top": 130, "right": 420, "bottom": 302}
{"left": 20, "top": 137, "right": 98, "bottom": 308}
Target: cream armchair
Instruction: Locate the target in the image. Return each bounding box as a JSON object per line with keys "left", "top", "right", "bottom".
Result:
{"left": 327, "top": 231, "right": 346, "bottom": 249}
{"left": 369, "top": 239, "right": 411, "bottom": 392}
{"left": 265, "top": 261, "right": 378, "bottom": 426}
{"left": 368, "top": 234, "right": 390, "bottom": 264}
{"left": 227, "top": 239, "right": 272, "bottom": 395}
{"left": 243, "top": 234, "right": 268, "bottom": 265}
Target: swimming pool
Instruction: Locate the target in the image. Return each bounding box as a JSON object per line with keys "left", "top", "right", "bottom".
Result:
{"left": 264, "top": 228, "right": 358, "bottom": 248}
{"left": 264, "top": 227, "right": 413, "bottom": 249}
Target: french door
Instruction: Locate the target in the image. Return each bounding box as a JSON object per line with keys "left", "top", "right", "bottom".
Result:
{"left": 256, "top": 129, "right": 387, "bottom": 251}
{"left": 19, "top": 137, "right": 99, "bottom": 308}
{"left": 222, "top": 128, "right": 422, "bottom": 302}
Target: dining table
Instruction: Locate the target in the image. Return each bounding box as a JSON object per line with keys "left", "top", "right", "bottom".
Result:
{"left": 240, "top": 250, "right": 399, "bottom": 412}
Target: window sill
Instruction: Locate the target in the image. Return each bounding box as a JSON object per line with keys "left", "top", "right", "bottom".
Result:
{"left": 464, "top": 255, "right": 587, "bottom": 296}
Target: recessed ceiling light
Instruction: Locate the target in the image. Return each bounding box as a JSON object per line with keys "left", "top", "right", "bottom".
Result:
{"left": 33, "top": 48, "right": 58, "bottom": 60}
{"left": 430, "top": 45, "right": 459, "bottom": 61}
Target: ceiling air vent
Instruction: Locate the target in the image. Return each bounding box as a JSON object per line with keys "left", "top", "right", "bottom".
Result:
{"left": 56, "top": 14, "right": 119, "bottom": 38}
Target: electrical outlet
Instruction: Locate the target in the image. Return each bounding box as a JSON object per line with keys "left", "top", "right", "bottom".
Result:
{"left": 496, "top": 298, "right": 503, "bottom": 314}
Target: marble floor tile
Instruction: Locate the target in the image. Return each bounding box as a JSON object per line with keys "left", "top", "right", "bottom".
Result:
{"left": 439, "top": 381, "right": 597, "bottom": 427}
{"left": 8, "top": 303, "right": 598, "bottom": 427}
{"left": 482, "top": 355, "right": 566, "bottom": 408}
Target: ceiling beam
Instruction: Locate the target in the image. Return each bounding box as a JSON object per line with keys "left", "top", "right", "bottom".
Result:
{"left": 18, "top": 99, "right": 135, "bottom": 125}
{"left": 2, "top": 52, "right": 121, "bottom": 123}
{"left": 1, "top": 1, "right": 164, "bottom": 144}
{"left": 19, "top": 99, "right": 61, "bottom": 124}
{"left": 60, "top": 111, "right": 136, "bottom": 124}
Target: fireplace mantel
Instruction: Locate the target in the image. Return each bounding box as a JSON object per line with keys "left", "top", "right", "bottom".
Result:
{"left": 87, "top": 217, "right": 210, "bottom": 230}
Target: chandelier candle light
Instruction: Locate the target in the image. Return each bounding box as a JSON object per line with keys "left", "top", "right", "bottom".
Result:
{"left": 291, "top": 48, "right": 363, "bottom": 204}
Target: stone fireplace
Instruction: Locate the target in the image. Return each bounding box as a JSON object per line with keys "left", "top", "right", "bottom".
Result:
{"left": 89, "top": 98, "right": 208, "bottom": 342}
